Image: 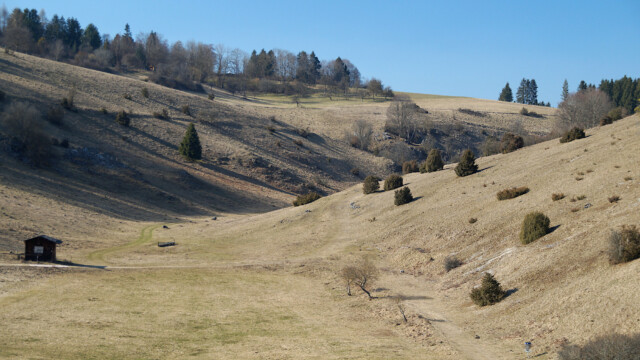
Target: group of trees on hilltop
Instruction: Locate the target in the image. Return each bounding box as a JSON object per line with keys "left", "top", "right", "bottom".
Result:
{"left": 560, "top": 77, "right": 639, "bottom": 118}
{"left": 0, "top": 5, "right": 390, "bottom": 98}
{"left": 499, "top": 80, "right": 550, "bottom": 107}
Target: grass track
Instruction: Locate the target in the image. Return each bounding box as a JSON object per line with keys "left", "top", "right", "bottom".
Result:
{"left": 86, "top": 224, "right": 161, "bottom": 264}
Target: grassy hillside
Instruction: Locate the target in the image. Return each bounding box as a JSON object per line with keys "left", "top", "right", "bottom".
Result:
{"left": 0, "top": 97, "right": 637, "bottom": 360}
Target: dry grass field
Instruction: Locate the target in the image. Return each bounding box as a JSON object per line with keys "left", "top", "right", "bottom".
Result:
{"left": 0, "top": 51, "right": 639, "bottom": 359}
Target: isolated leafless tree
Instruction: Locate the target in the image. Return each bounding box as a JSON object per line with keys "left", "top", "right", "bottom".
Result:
{"left": 1, "top": 102, "right": 52, "bottom": 166}
{"left": 341, "top": 258, "right": 379, "bottom": 299}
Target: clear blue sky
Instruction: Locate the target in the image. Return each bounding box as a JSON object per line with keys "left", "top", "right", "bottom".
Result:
{"left": 4, "top": 0, "right": 640, "bottom": 105}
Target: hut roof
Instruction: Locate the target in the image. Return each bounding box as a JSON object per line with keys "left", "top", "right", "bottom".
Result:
{"left": 24, "top": 235, "right": 63, "bottom": 244}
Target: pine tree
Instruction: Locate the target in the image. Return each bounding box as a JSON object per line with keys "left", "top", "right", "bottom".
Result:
{"left": 498, "top": 82, "right": 513, "bottom": 102}
{"left": 578, "top": 80, "right": 588, "bottom": 92}
{"left": 179, "top": 123, "right": 202, "bottom": 161}
{"left": 561, "top": 79, "right": 569, "bottom": 102}
{"left": 422, "top": 149, "right": 444, "bottom": 173}
{"left": 516, "top": 78, "right": 526, "bottom": 104}
{"left": 529, "top": 79, "right": 538, "bottom": 105}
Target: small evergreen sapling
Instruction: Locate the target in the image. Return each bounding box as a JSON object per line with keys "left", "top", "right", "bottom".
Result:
{"left": 179, "top": 123, "right": 202, "bottom": 161}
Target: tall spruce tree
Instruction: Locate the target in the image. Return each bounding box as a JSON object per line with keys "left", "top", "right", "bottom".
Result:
{"left": 516, "top": 78, "right": 527, "bottom": 104}
{"left": 578, "top": 80, "right": 588, "bottom": 92}
{"left": 499, "top": 82, "right": 513, "bottom": 102}
{"left": 562, "top": 79, "right": 569, "bottom": 102}
{"left": 529, "top": 79, "right": 538, "bottom": 105}
{"left": 179, "top": 123, "right": 202, "bottom": 161}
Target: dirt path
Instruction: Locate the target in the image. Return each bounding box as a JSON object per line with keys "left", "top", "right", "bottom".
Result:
{"left": 384, "top": 273, "right": 513, "bottom": 360}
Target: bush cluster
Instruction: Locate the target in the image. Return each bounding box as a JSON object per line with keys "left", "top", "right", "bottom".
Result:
{"left": 455, "top": 149, "right": 478, "bottom": 177}
{"left": 470, "top": 273, "right": 506, "bottom": 306}
{"left": 420, "top": 149, "right": 444, "bottom": 173}
{"left": 384, "top": 174, "right": 403, "bottom": 191}
{"left": 141, "top": 87, "right": 149, "bottom": 98}
{"left": 181, "top": 105, "right": 191, "bottom": 116}
{"left": 402, "top": 160, "right": 419, "bottom": 174}
{"left": 500, "top": 133, "right": 524, "bottom": 153}
{"left": 362, "top": 176, "right": 380, "bottom": 194}
{"left": 293, "top": 192, "right": 321, "bottom": 206}
{"left": 608, "top": 226, "right": 640, "bottom": 265}
{"left": 153, "top": 108, "right": 169, "bottom": 119}
{"left": 394, "top": 187, "right": 413, "bottom": 206}
{"left": 496, "top": 186, "right": 529, "bottom": 200}
{"left": 115, "top": 110, "right": 130, "bottom": 126}
{"left": 560, "top": 127, "right": 585, "bottom": 143}
{"left": 520, "top": 211, "right": 550, "bottom": 244}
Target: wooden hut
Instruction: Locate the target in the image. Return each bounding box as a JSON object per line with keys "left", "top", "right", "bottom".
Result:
{"left": 23, "top": 235, "right": 62, "bottom": 262}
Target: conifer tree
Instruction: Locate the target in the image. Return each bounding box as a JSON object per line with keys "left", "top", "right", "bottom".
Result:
{"left": 578, "top": 80, "right": 588, "bottom": 92}
{"left": 516, "top": 78, "right": 526, "bottom": 104}
{"left": 561, "top": 79, "right": 569, "bottom": 101}
{"left": 422, "top": 149, "right": 444, "bottom": 173}
{"left": 179, "top": 123, "right": 202, "bottom": 161}
{"left": 455, "top": 149, "right": 478, "bottom": 177}
{"left": 529, "top": 79, "right": 538, "bottom": 105}
{"left": 499, "top": 82, "right": 513, "bottom": 102}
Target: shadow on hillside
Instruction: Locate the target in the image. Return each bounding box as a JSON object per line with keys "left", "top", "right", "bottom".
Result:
{"left": 548, "top": 225, "right": 561, "bottom": 234}
{"left": 505, "top": 288, "right": 519, "bottom": 298}
{"left": 55, "top": 260, "right": 107, "bottom": 270}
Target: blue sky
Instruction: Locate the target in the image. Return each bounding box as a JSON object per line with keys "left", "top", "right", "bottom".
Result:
{"left": 4, "top": 0, "right": 639, "bottom": 105}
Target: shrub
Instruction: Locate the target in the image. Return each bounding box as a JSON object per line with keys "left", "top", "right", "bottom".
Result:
{"left": 179, "top": 123, "right": 202, "bottom": 161}
{"left": 402, "top": 160, "right": 419, "bottom": 174}
{"left": 558, "top": 332, "right": 640, "bottom": 360}
{"left": 560, "top": 127, "right": 585, "bottom": 143}
{"left": 470, "top": 273, "right": 506, "bottom": 306}
{"left": 296, "top": 127, "right": 309, "bottom": 138}
{"left": 394, "top": 187, "right": 413, "bottom": 206}
{"left": 421, "top": 149, "right": 444, "bottom": 173}
{"left": 181, "top": 105, "right": 191, "bottom": 116}
{"left": 599, "top": 115, "right": 613, "bottom": 126}
{"left": 455, "top": 149, "right": 478, "bottom": 177}
{"left": 208, "top": 93, "right": 215, "bottom": 100}
{"left": 551, "top": 193, "right": 565, "bottom": 201}
{"left": 519, "top": 107, "right": 529, "bottom": 115}
{"left": 153, "top": 108, "right": 169, "bottom": 119}
{"left": 266, "top": 125, "right": 275, "bottom": 132}
{"left": 293, "top": 192, "right": 321, "bottom": 206}
{"left": 384, "top": 174, "right": 403, "bottom": 191}
{"left": 520, "top": 211, "right": 550, "bottom": 244}
{"left": 59, "top": 139, "right": 69, "bottom": 148}
{"left": 100, "top": 107, "right": 108, "bottom": 114}
{"left": 61, "top": 88, "right": 76, "bottom": 111}
{"left": 607, "top": 107, "right": 627, "bottom": 121}
{"left": 444, "top": 256, "right": 463, "bottom": 272}
{"left": 350, "top": 168, "right": 360, "bottom": 176}
{"left": 608, "top": 226, "right": 640, "bottom": 264}
{"left": 496, "top": 186, "right": 529, "bottom": 200}
{"left": 293, "top": 139, "right": 303, "bottom": 147}
{"left": 363, "top": 176, "right": 380, "bottom": 194}
{"left": 468, "top": 217, "right": 477, "bottom": 224}
{"left": 115, "top": 110, "right": 130, "bottom": 126}
{"left": 608, "top": 195, "right": 620, "bottom": 203}
{"left": 500, "top": 133, "right": 524, "bottom": 153}
{"left": 123, "top": 93, "right": 132, "bottom": 100}
{"left": 141, "top": 87, "right": 149, "bottom": 98}
{"left": 45, "top": 105, "right": 65, "bottom": 126}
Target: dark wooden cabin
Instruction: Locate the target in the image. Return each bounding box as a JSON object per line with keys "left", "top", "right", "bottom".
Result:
{"left": 24, "top": 235, "right": 62, "bottom": 262}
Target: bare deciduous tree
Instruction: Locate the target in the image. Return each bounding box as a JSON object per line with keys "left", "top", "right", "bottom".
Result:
{"left": 349, "top": 119, "right": 373, "bottom": 150}
{"left": 1, "top": 102, "right": 52, "bottom": 166}
{"left": 557, "top": 89, "right": 613, "bottom": 131}
{"left": 386, "top": 100, "right": 423, "bottom": 143}
{"left": 341, "top": 258, "right": 379, "bottom": 299}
